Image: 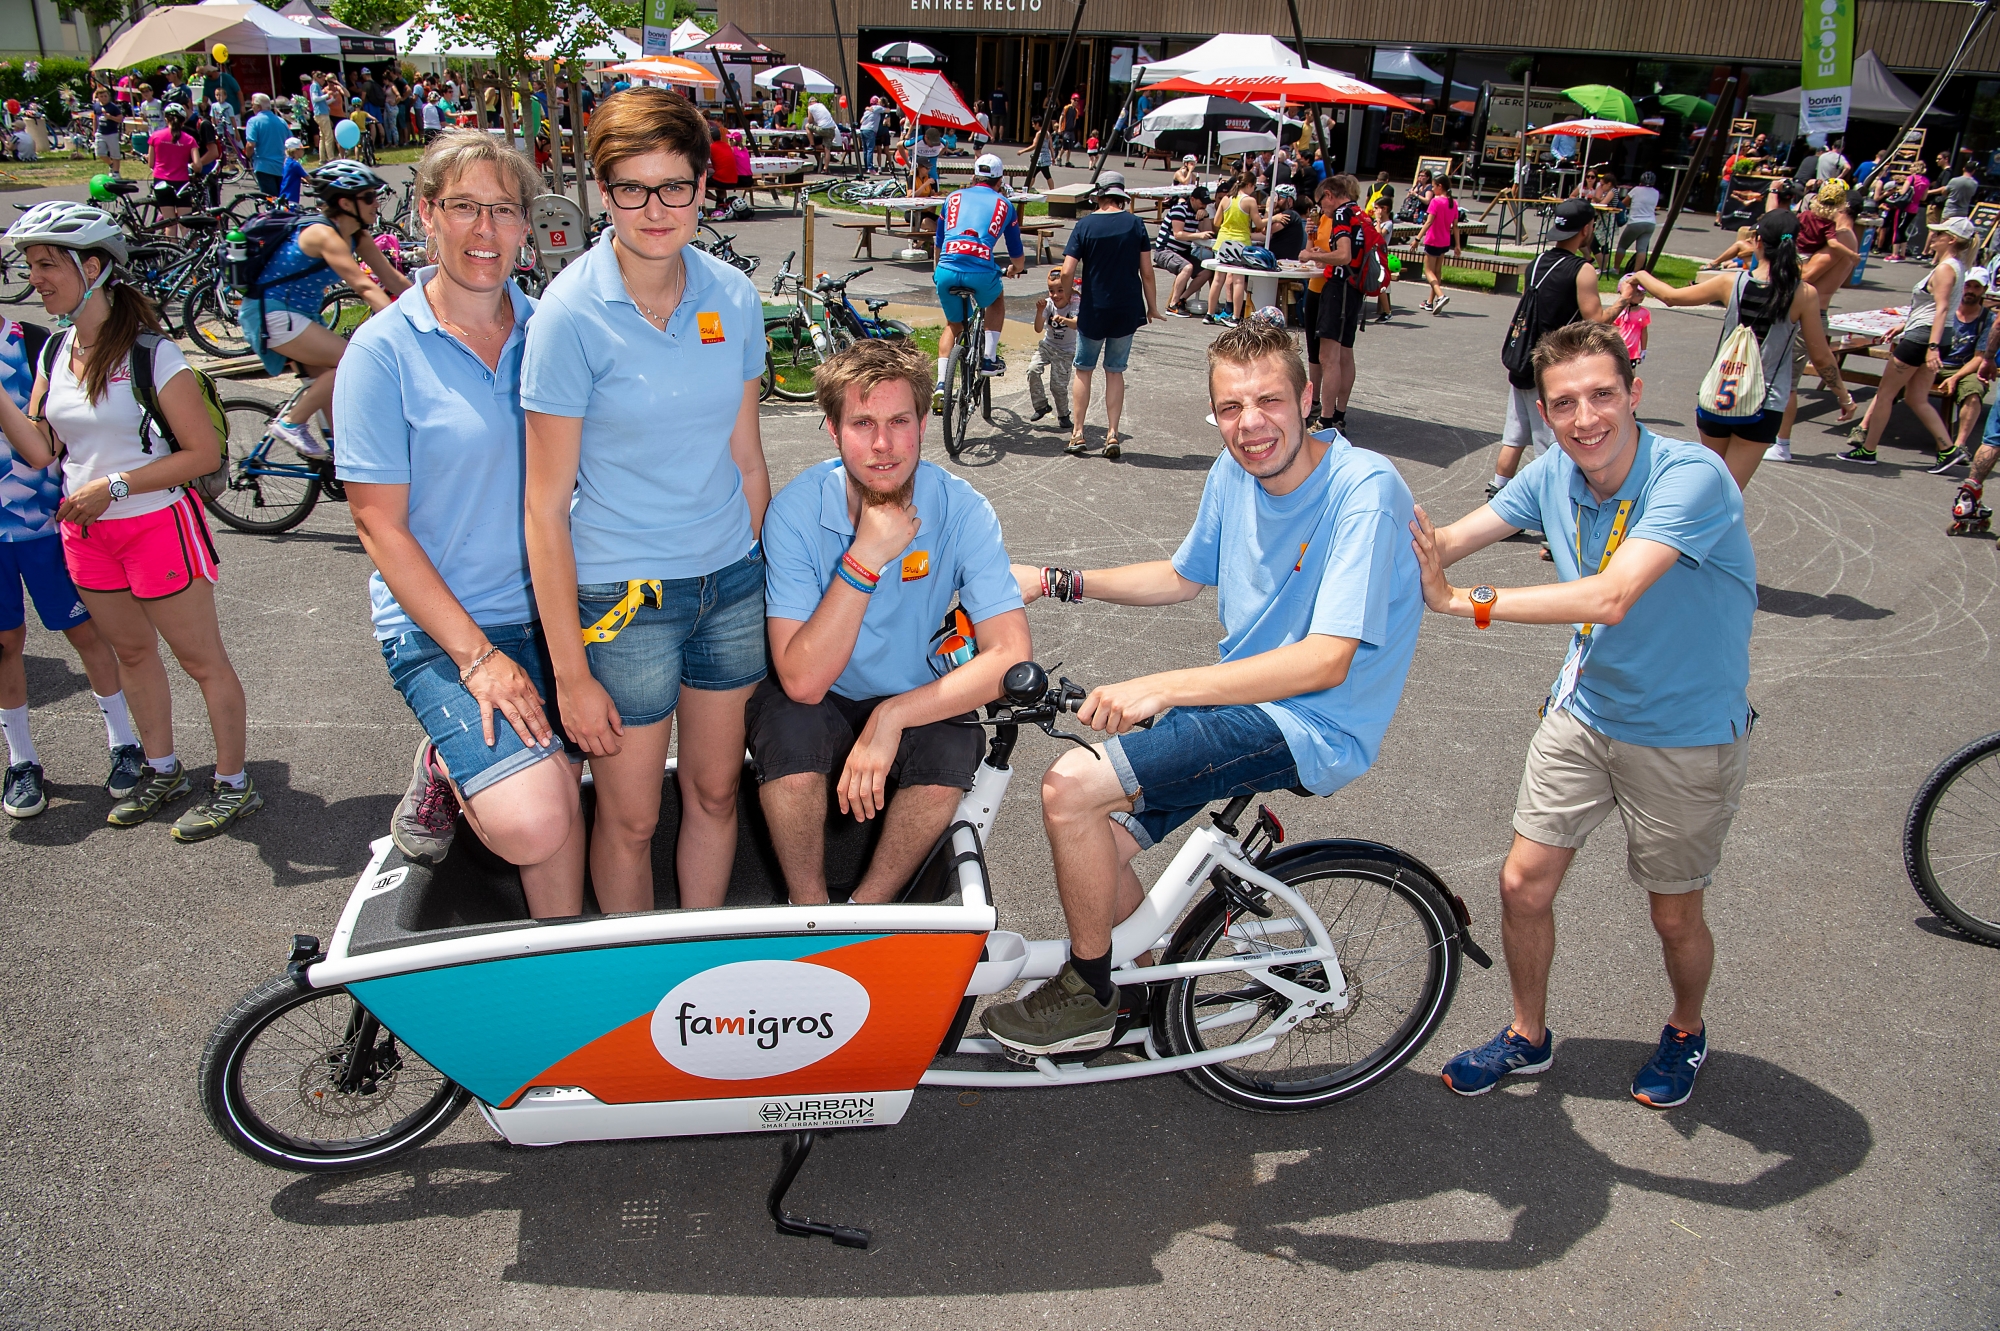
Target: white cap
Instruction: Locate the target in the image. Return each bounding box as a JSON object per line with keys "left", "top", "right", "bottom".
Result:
{"left": 283, "top": 136, "right": 303, "bottom": 151}
{"left": 1938, "top": 216, "right": 1978, "bottom": 241}
{"left": 973, "top": 152, "right": 1004, "bottom": 180}
{"left": 1182, "top": 154, "right": 1197, "bottom": 162}
{"left": 1968, "top": 266, "right": 1992, "bottom": 288}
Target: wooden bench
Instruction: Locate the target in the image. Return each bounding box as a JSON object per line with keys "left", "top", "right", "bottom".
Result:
{"left": 1018, "top": 219, "right": 1063, "bottom": 263}
{"left": 747, "top": 178, "right": 804, "bottom": 212}
{"left": 834, "top": 218, "right": 937, "bottom": 260}
{"left": 1390, "top": 245, "right": 1529, "bottom": 294}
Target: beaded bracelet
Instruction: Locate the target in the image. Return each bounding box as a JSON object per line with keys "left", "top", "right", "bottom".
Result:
{"left": 836, "top": 561, "right": 876, "bottom": 595}
{"left": 1041, "top": 566, "right": 1084, "bottom": 603}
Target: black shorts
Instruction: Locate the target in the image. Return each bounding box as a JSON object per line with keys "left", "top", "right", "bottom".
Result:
{"left": 1694, "top": 405, "right": 1782, "bottom": 444}
{"left": 1303, "top": 287, "right": 1321, "bottom": 363}
{"left": 1892, "top": 337, "right": 1931, "bottom": 368}
{"left": 745, "top": 677, "right": 983, "bottom": 790}
{"left": 1317, "top": 279, "right": 1363, "bottom": 348}
{"left": 1424, "top": 243, "right": 1450, "bottom": 257}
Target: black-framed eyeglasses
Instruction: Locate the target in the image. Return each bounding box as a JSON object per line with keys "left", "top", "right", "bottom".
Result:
{"left": 435, "top": 197, "right": 527, "bottom": 225}
{"left": 608, "top": 178, "right": 699, "bottom": 210}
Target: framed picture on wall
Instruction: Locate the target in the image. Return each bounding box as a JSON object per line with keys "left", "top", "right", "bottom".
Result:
{"left": 1431, "top": 114, "right": 1446, "bottom": 136}
{"left": 1415, "top": 154, "right": 1454, "bottom": 184}
{"left": 1388, "top": 111, "right": 1405, "bottom": 133}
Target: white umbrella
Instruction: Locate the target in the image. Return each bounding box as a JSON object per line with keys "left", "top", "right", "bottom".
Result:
{"left": 755, "top": 64, "right": 836, "bottom": 95}
{"left": 872, "top": 41, "right": 942, "bottom": 66}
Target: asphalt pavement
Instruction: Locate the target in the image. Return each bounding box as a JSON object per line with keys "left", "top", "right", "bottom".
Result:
{"left": 1, "top": 167, "right": 1996, "bottom": 1330}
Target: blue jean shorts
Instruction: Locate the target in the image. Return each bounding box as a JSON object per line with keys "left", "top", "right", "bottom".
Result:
{"left": 1074, "top": 333, "right": 1134, "bottom": 373}
{"left": 1103, "top": 704, "right": 1301, "bottom": 849}
{"left": 0, "top": 535, "right": 89, "bottom": 634}
{"left": 934, "top": 265, "right": 1004, "bottom": 324}
{"left": 577, "top": 550, "right": 767, "bottom": 727}
{"left": 381, "top": 622, "right": 575, "bottom": 799}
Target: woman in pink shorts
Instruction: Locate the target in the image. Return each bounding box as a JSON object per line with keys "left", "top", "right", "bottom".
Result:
{"left": 0, "top": 201, "right": 258, "bottom": 843}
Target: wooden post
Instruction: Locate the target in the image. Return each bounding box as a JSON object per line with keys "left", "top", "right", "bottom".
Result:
{"left": 542, "top": 60, "right": 564, "bottom": 191}
{"left": 498, "top": 69, "right": 516, "bottom": 146}
{"left": 802, "top": 198, "right": 816, "bottom": 290}
{"left": 473, "top": 75, "right": 488, "bottom": 132}
{"left": 568, "top": 75, "right": 589, "bottom": 214}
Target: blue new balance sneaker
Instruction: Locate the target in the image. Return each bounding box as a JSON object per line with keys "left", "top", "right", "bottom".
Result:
{"left": 1631, "top": 1023, "right": 1707, "bottom": 1109}
{"left": 1441, "top": 1025, "right": 1554, "bottom": 1096}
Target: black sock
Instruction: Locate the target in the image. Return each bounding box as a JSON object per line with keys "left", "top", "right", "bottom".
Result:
{"left": 1069, "top": 949, "right": 1115, "bottom": 1006}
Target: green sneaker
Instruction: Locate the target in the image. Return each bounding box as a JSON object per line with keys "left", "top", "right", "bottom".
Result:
{"left": 1838, "top": 444, "right": 1879, "bottom": 466}
{"left": 981, "top": 961, "right": 1119, "bottom": 1058}
{"left": 106, "top": 760, "right": 192, "bottom": 827}
{"left": 170, "top": 776, "right": 264, "bottom": 843}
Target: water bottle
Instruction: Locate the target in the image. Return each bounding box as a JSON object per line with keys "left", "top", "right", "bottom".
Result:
{"left": 809, "top": 324, "right": 830, "bottom": 355}
{"left": 226, "top": 227, "right": 248, "bottom": 287}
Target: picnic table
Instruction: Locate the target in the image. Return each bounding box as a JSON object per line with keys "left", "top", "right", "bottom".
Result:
{"left": 835, "top": 197, "right": 942, "bottom": 260}
{"left": 1389, "top": 218, "right": 1495, "bottom": 250}
{"left": 1828, "top": 306, "right": 1912, "bottom": 389}
{"left": 1202, "top": 259, "right": 1299, "bottom": 312}
{"left": 750, "top": 127, "right": 810, "bottom": 149}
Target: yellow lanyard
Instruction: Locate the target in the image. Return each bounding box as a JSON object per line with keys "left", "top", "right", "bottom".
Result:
{"left": 581, "top": 580, "right": 664, "bottom": 645}
{"left": 1573, "top": 499, "right": 1634, "bottom": 640}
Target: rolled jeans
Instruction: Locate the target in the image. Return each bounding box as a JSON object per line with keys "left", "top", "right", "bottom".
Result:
{"left": 1027, "top": 340, "right": 1073, "bottom": 416}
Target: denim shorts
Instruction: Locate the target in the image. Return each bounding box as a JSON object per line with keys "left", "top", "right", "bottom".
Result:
{"left": 381, "top": 622, "right": 575, "bottom": 799}
{"left": 1074, "top": 333, "right": 1134, "bottom": 373}
{"left": 1102, "top": 704, "right": 1301, "bottom": 849}
{"left": 577, "top": 550, "right": 767, "bottom": 727}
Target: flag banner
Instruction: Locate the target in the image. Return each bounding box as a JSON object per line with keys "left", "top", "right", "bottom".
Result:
{"left": 1801, "top": 0, "right": 1854, "bottom": 134}
{"left": 642, "top": 0, "right": 673, "bottom": 56}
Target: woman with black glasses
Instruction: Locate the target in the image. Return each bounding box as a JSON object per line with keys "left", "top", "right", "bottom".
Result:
{"left": 521, "top": 87, "right": 771, "bottom": 914}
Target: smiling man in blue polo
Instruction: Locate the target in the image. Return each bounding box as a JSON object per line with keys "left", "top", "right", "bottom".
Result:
{"left": 751, "top": 340, "right": 1030, "bottom": 906}
{"left": 1411, "top": 320, "right": 1757, "bottom": 1111}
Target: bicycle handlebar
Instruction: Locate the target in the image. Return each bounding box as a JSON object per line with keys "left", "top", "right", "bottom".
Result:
{"left": 955, "top": 661, "right": 1151, "bottom": 756}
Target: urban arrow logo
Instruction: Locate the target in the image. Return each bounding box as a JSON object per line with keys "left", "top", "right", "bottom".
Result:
{"left": 650, "top": 959, "right": 870, "bottom": 1080}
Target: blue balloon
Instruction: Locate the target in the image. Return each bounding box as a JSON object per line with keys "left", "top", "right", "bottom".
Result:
{"left": 334, "top": 119, "right": 361, "bottom": 150}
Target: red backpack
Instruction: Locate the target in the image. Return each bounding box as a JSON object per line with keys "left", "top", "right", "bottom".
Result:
{"left": 1352, "top": 209, "right": 1391, "bottom": 298}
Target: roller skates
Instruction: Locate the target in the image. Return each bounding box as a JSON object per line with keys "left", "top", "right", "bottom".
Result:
{"left": 1947, "top": 482, "right": 1993, "bottom": 537}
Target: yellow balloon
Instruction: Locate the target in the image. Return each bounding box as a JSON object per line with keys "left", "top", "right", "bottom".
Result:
{"left": 211, "top": 43, "right": 229, "bottom": 63}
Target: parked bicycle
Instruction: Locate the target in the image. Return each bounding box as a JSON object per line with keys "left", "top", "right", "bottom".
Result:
{"left": 763, "top": 252, "right": 912, "bottom": 403}
{"left": 1904, "top": 730, "right": 2000, "bottom": 946}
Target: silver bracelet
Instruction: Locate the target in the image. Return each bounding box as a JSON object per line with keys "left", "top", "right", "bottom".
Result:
{"left": 458, "top": 644, "right": 501, "bottom": 684}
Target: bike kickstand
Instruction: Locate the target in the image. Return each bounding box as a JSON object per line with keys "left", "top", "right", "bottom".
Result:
{"left": 766, "top": 1131, "right": 871, "bottom": 1249}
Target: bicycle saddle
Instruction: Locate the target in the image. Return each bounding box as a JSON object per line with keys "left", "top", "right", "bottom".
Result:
{"left": 864, "top": 297, "right": 890, "bottom": 313}
{"left": 105, "top": 179, "right": 140, "bottom": 196}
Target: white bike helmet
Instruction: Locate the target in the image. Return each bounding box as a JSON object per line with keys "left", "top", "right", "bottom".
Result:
{"left": 973, "top": 153, "right": 1005, "bottom": 180}
{"left": 6, "top": 200, "right": 128, "bottom": 264}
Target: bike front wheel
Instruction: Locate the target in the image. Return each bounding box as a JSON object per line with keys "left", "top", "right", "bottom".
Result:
{"left": 766, "top": 314, "right": 840, "bottom": 402}
{"left": 1160, "top": 849, "right": 1461, "bottom": 1112}
{"left": 1905, "top": 730, "right": 2000, "bottom": 946}
{"left": 208, "top": 398, "right": 323, "bottom": 534}
{"left": 200, "top": 974, "right": 470, "bottom": 1172}
{"left": 184, "top": 280, "right": 251, "bottom": 359}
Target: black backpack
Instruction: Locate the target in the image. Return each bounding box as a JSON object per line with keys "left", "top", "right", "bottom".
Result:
{"left": 1501, "top": 249, "right": 1586, "bottom": 390}
{"left": 233, "top": 213, "right": 328, "bottom": 297}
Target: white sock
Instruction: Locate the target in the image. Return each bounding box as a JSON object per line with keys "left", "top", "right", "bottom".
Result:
{"left": 149, "top": 753, "right": 178, "bottom": 775}
{"left": 982, "top": 330, "right": 1001, "bottom": 360}
{"left": 1775, "top": 436, "right": 1791, "bottom": 449}
{"left": 936, "top": 355, "right": 950, "bottom": 385}
{"left": 95, "top": 690, "right": 138, "bottom": 749}
{"left": 1492, "top": 473, "right": 1509, "bottom": 490}
{"left": 213, "top": 770, "right": 247, "bottom": 789}
{"left": 0, "top": 706, "right": 35, "bottom": 767}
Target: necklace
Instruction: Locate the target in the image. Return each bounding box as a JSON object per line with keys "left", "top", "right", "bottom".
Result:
{"left": 624, "top": 252, "right": 686, "bottom": 330}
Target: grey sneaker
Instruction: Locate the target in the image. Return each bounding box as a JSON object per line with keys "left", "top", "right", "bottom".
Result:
{"left": 107, "top": 759, "right": 192, "bottom": 827}
{"left": 170, "top": 775, "right": 264, "bottom": 843}
{"left": 105, "top": 743, "right": 148, "bottom": 799}
{"left": 390, "top": 741, "right": 459, "bottom": 864}
{"left": 4, "top": 761, "right": 45, "bottom": 819}
{"left": 981, "top": 961, "right": 1119, "bottom": 1058}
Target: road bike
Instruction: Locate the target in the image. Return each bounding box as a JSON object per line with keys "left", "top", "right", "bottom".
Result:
{"left": 209, "top": 386, "right": 346, "bottom": 534}
{"left": 199, "top": 659, "right": 1487, "bottom": 1248}
{"left": 1904, "top": 730, "right": 2000, "bottom": 946}
{"left": 939, "top": 282, "right": 998, "bottom": 461}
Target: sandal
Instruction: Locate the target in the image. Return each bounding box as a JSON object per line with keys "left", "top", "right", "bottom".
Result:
{"left": 1103, "top": 433, "right": 1122, "bottom": 459}
{"left": 1064, "top": 428, "right": 1089, "bottom": 456}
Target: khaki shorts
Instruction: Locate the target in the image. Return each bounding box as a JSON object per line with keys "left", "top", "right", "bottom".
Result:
{"left": 1513, "top": 706, "right": 1750, "bottom": 894}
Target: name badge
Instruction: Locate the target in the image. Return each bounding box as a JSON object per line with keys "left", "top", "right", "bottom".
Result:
{"left": 901, "top": 551, "right": 930, "bottom": 582}
{"left": 697, "top": 311, "right": 725, "bottom": 344}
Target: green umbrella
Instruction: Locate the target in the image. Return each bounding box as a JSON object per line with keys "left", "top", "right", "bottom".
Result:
{"left": 1659, "top": 93, "right": 1717, "bottom": 122}
{"left": 1562, "top": 84, "right": 1637, "bottom": 124}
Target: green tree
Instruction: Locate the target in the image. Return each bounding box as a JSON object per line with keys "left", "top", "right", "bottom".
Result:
{"left": 330, "top": 0, "right": 420, "bottom": 36}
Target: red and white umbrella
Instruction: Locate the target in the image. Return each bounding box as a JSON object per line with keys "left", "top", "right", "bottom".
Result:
{"left": 1147, "top": 65, "right": 1418, "bottom": 111}
{"left": 860, "top": 62, "right": 981, "bottom": 133}
{"left": 1527, "top": 117, "right": 1656, "bottom": 179}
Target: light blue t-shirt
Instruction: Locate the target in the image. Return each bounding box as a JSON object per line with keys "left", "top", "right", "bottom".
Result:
{"left": 1487, "top": 427, "right": 1756, "bottom": 747}
{"left": 0, "top": 321, "right": 61, "bottom": 543}
{"left": 244, "top": 109, "right": 289, "bottom": 175}
{"left": 520, "top": 238, "right": 764, "bottom": 582}
{"left": 332, "top": 270, "right": 538, "bottom": 640}
{"left": 763, "top": 458, "right": 1022, "bottom": 700}
{"left": 1171, "top": 433, "right": 1423, "bottom": 796}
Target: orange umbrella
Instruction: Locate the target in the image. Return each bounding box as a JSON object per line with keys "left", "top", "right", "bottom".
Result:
{"left": 604, "top": 56, "right": 720, "bottom": 88}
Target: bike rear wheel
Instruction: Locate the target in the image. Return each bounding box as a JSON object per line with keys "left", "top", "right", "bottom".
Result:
{"left": 184, "top": 279, "right": 251, "bottom": 359}
{"left": 318, "top": 285, "right": 370, "bottom": 336}
{"left": 200, "top": 974, "right": 469, "bottom": 1172}
{"left": 1904, "top": 730, "right": 2000, "bottom": 946}
{"left": 766, "top": 313, "right": 841, "bottom": 402}
{"left": 1160, "top": 850, "right": 1460, "bottom": 1112}
{"left": 209, "top": 398, "right": 323, "bottom": 534}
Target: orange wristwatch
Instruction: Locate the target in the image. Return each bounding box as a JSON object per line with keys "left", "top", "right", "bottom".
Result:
{"left": 1469, "top": 585, "right": 1497, "bottom": 630}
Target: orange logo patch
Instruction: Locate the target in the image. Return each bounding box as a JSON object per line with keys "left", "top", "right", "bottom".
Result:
{"left": 697, "top": 312, "right": 725, "bottom": 344}
{"left": 901, "top": 551, "right": 930, "bottom": 582}
{"left": 1295, "top": 541, "right": 1308, "bottom": 572}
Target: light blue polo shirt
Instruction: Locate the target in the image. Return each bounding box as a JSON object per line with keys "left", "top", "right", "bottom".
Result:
{"left": 519, "top": 238, "right": 764, "bottom": 582}
{"left": 1488, "top": 426, "right": 1756, "bottom": 747}
{"left": 1172, "top": 433, "right": 1423, "bottom": 796}
{"left": 763, "top": 458, "right": 1022, "bottom": 700}
{"left": 333, "top": 269, "right": 537, "bottom": 640}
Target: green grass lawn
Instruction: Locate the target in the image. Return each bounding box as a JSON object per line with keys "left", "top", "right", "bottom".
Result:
{"left": 1, "top": 145, "right": 423, "bottom": 192}
{"left": 1424, "top": 249, "right": 1702, "bottom": 294}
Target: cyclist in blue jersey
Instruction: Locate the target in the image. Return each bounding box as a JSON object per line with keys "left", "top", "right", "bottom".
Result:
{"left": 931, "top": 153, "right": 1025, "bottom": 413}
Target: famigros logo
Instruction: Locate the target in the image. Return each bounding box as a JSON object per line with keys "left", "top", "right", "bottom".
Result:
{"left": 650, "top": 959, "right": 870, "bottom": 1080}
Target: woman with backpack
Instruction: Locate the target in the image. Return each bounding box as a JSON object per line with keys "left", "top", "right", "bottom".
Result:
{"left": 1418, "top": 177, "right": 1460, "bottom": 314}
{"left": 1621, "top": 209, "right": 1853, "bottom": 489}
{"left": 0, "top": 202, "right": 257, "bottom": 842}
{"left": 245, "top": 160, "right": 411, "bottom": 461}
{"left": 1837, "top": 216, "right": 1976, "bottom": 467}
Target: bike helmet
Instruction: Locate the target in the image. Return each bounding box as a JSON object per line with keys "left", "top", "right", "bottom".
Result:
{"left": 87, "top": 172, "right": 115, "bottom": 203}
{"left": 973, "top": 152, "right": 1004, "bottom": 180}
{"left": 6, "top": 200, "right": 127, "bottom": 264}
{"left": 308, "top": 160, "right": 386, "bottom": 199}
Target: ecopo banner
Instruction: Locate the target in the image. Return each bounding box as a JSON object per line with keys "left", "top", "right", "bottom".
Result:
{"left": 643, "top": 0, "right": 674, "bottom": 56}
{"left": 1801, "top": 0, "right": 1855, "bottom": 134}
